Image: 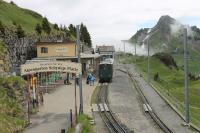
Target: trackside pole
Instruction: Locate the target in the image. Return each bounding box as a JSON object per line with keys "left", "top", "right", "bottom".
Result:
{"left": 76, "top": 25, "right": 83, "bottom": 114}
{"left": 184, "top": 28, "right": 190, "bottom": 124}
{"left": 74, "top": 74, "right": 77, "bottom": 124}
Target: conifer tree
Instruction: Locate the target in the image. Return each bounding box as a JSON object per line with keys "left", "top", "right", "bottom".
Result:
{"left": 68, "top": 24, "right": 76, "bottom": 37}
{"left": 42, "top": 17, "right": 51, "bottom": 34}
{"left": 80, "top": 23, "right": 92, "bottom": 47}
{"left": 35, "top": 23, "right": 42, "bottom": 35}
{"left": 16, "top": 25, "right": 25, "bottom": 38}
{"left": 53, "top": 23, "right": 59, "bottom": 30}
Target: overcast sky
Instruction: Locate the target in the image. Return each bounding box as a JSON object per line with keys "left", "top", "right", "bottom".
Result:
{"left": 4, "top": 0, "right": 200, "bottom": 48}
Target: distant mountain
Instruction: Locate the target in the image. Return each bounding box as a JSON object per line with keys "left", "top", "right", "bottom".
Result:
{"left": 129, "top": 15, "right": 200, "bottom": 53}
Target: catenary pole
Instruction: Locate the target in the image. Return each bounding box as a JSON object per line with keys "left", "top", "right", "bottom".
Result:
{"left": 76, "top": 25, "right": 83, "bottom": 114}
{"left": 184, "top": 28, "right": 190, "bottom": 124}
{"left": 147, "top": 38, "right": 150, "bottom": 83}
{"left": 124, "top": 41, "right": 125, "bottom": 53}
{"left": 135, "top": 42, "right": 137, "bottom": 62}
{"left": 146, "top": 29, "right": 159, "bottom": 84}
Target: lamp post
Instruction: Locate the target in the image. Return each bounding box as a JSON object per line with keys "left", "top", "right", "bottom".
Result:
{"left": 147, "top": 38, "right": 150, "bottom": 83}
{"left": 121, "top": 40, "right": 128, "bottom": 53}
{"left": 76, "top": 25, "right": 83, "bottom": 114}
{"left": 143, "top": 29, "right": 159, "bottom": 84}
{"left": 135, "top": 42, "right": 137, "bottom": 56}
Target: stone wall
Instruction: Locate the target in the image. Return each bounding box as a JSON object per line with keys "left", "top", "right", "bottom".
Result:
{"left": 0, "top": 28, "right": 65, "bottom": 74}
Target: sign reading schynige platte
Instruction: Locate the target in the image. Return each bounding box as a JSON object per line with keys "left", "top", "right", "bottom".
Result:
{"left": 21, "top": 61, "right": 82, "bottom": 75}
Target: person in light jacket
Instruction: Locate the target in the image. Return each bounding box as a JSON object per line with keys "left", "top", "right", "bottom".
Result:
{"left": 89, "top": 73, "right": 95, "bottom": 86}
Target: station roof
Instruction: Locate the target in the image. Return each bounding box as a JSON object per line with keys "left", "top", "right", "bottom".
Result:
{"left": 36, "top": 40, "right": 76, "bottom": 45}
{"left": 31, "top": 53, "right": 101, "bottom": 61}
{"left": 96, "top": 45, "right": 115, "bottom": 52}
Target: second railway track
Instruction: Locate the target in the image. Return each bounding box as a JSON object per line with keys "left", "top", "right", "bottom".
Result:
{"left": 117, "top": 67, "right": 173, "bottom": 133}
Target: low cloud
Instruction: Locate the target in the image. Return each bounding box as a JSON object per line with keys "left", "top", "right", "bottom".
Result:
{"left": 170, "top": 21, "right": 194, "bottom": 37}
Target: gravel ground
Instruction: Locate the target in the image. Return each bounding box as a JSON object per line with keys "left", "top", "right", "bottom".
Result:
{"left": 108, "top": 64, "right": 163, "bottom": 133}
{"left": 125, "top": 64, "right": 198, "bottom": 133}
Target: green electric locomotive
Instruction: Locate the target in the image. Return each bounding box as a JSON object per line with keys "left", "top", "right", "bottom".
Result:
{"left": 99, "top": 60, "right": 113, "bottom": 83}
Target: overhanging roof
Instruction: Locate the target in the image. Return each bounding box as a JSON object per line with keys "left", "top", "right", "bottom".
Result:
{"left": 32, "top": 53, "right": 101, "bottom": 60}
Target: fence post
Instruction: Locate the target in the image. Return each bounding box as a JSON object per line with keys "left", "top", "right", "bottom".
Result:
{"left": 70, "top": 109, "right": 73, "bottom": 128}
{"left": 61, "top": 129, "right": 65, "bottom": 133}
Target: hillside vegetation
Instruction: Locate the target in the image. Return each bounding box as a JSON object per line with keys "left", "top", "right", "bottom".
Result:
{"left": 118, "top": 53, "right": 200, "bottom": 128}
{"left": 0, "top": 0, "right": 92, "bottom": 47}
{"left": 0, "top": 76, "right": 28, "bottom": 133}
{"left": 0, "top": 0, "right": 43, "bottom": 32}
{"left": 129, "top": 15, "right": 200, "bottom": 75}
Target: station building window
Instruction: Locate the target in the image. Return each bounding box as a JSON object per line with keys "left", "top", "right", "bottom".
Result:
{"left": 41, "top": 47, "right": 48, "bottom": 53}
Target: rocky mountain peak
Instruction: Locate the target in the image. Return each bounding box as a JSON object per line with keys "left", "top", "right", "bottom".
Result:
{"left": 157, "top": 15, "right": 176, "bottom": 25}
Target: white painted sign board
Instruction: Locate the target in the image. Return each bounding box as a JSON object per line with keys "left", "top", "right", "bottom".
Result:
{"left": 55, "top": 47, "right": 68, "bottom": 53}
{"left": 21, "top": 61, "right": 81, "bottom": 75}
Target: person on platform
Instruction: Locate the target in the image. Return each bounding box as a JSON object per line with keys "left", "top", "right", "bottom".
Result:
{"left": 88, "top": 73, "right": 95, "bottom": 86}
{"left": 86, "top": 74, "right": 90, "bottom": 84}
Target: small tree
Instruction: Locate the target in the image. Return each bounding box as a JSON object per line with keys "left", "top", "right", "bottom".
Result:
{"left": 154, "top": 72, "right": 159, "bottom": 81}
{"left": 68, "top": 24, "right": 76, "bottom": 36}
{"left": 12, "top": 21, "right": 17, "bottom": 26}
{"left": 10, "top": 1, "right": 17, "bottom": 6}
{"left": 16, "top": 25, "right": 25, "bottom": 38}
{"left": 80, "top": 23, "right": 92, "bottom": 47}
{"left": 42, "top": 17, "right": 51, "bottom": 34}
{"left": 0, "top": 21, "right": 5, "bottom": 35}
{"left": 35, "top": 23, "right": 42, "bottom": 35}
{"left": 53, "top": 23, "right": 59, "bottom": 31}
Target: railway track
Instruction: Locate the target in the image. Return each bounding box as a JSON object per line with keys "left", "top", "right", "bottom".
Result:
{"left": 117, "top": 67, "right": 173, "bottom": 133}
{"left": 97, "top": 83, "right": 129, "bottom": 133}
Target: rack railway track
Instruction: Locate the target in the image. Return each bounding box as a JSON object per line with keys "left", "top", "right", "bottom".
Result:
{"left": 97, "top": 83, "right": 129, "bottom": 133}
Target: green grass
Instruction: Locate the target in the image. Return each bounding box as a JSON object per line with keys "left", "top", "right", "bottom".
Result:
{"left": 118, "top": 53, "right": 200, "bottom": 128}
{"left": 173, "top": 51, "right": 200, "bottom": 75}
{"left": 0, "top": 88, "right": 26, "bottom": 133}
{"left": 0, "top": 0, "right": 63, "bottom": 34}
{"left": 67, "top": 114, "right": 94, "bottom": 133}
{"left": 0, "top": 0, "right": 43, "bottom": 32}
{"left": 78, "top": 114, "right": 94, "bottom": 133}
{"left": 0, "top": 76, "right": 27, "bottom": 133}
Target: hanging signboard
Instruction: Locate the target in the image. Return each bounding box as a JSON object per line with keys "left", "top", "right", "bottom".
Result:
{"left": 55, "top": 47, "right": 68, "bottom": 53}
{"left": 21, "top": 61, "right": 81, "bottom": 75}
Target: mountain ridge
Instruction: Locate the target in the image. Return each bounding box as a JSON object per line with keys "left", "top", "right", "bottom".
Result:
{"left": 129, "top": 15, "right": 200, "bottom": 53}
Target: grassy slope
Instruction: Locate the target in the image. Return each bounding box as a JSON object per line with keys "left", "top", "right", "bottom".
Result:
{"left": 0, "top": 0, "right": 44, "bottom": 33}
{"left": 173, "top": 49, "right": 200, "bottom": 75}
{"left": 0, "top": 0, "right": 63, "bottom": 34}
{"left": 0, "top": 76, "right": 27, "bottom": 133}
{"left": 119, "top": 54, "right": 200, "bottom": 128}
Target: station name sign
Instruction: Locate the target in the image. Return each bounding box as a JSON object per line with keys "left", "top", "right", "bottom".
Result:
{"left": 21, "top": 61, "right": 81, "bottom": 75}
